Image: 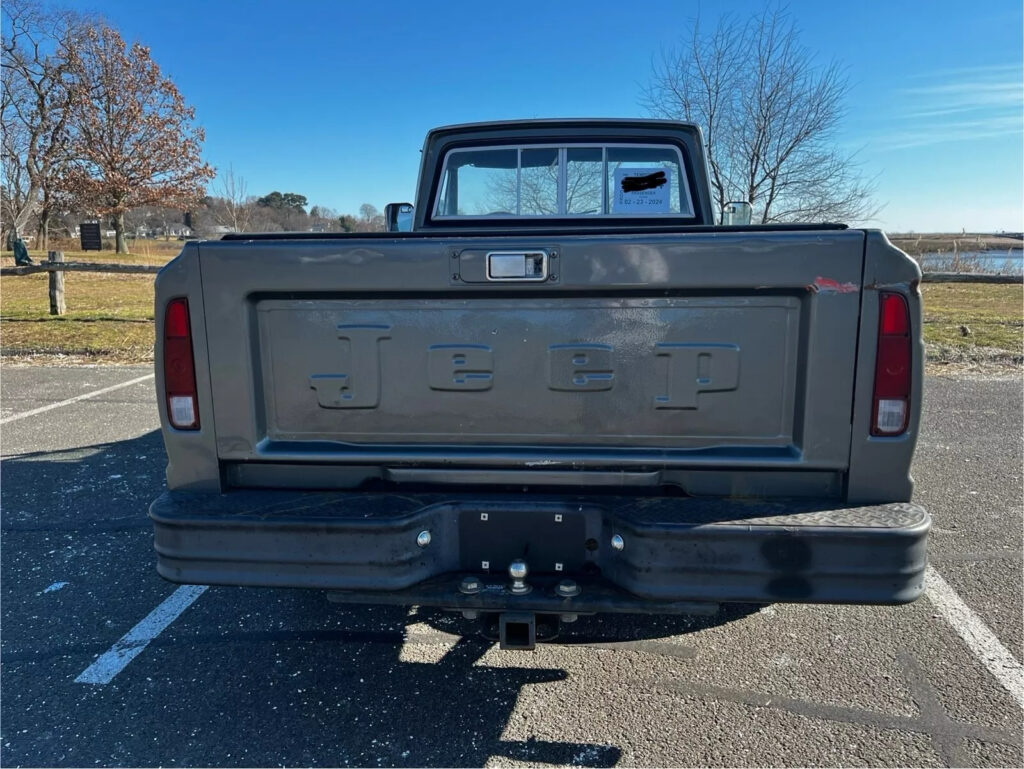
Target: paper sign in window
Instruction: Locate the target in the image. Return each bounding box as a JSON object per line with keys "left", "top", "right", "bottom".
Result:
{"left": 613, "top": 167, "right": 672, "bottom": 213}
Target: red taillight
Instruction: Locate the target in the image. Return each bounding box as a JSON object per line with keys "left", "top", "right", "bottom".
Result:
{"left": 165, "top": 300, "right": 189, "bottom": 338}
{"left": 871, "top": 292, "right": 911, "bottom": 436}
{"left": 880, "top": 293, "right": 909, "bottom": 335}
{"left": 163, "top": 298, "right": 199, "bottom": 429}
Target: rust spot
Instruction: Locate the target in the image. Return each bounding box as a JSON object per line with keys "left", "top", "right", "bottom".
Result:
{"left": 814, "top": 276, "right": 859, "bottom": 294}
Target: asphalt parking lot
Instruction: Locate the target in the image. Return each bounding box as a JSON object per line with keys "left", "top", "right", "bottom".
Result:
{"left": 1, "top": 365, "right": 1021, "bottom": 767}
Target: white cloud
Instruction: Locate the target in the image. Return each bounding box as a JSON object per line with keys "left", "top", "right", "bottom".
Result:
{"left": 872, "top": 115, "right": 1023, "bottom": 150}
{"left": 907, "top": 63, "right": 1024, "bottom": 79}
{"left": 870, "top": 63, "right": 1023, "bottom": 152}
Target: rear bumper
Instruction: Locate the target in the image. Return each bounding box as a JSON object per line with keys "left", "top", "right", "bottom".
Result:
{"left": 150, "top": 490, "right": 930, "bottom": 610}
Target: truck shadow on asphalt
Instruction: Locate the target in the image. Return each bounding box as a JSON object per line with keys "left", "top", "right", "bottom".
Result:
{"left": 259, "top": 593, "right": 758, "bottom": 767}
{"left": 2, "top": 430, "right": 757, "bottom": 767}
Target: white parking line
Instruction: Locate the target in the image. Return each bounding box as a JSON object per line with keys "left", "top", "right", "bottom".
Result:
{"left": 75, "top": 585, "right": 207, "bottom": 685}
{"left": 0, "top": 373, "right": 155, "bottom": 425}
{"left": 925, "top": 565, "right": 1024, "bottom": 708}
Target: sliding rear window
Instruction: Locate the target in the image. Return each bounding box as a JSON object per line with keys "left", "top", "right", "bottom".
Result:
{"left": 433, "top": 144, "right": 694, "bottom": 219}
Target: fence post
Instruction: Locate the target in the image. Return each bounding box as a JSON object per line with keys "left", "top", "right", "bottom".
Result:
{"left": 48, "top": 251, "right": 65, "bottom": 316}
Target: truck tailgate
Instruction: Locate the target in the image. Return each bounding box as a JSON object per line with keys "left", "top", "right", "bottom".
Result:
{"left": 197, "top": 231, "right": 864, "bottom": 472}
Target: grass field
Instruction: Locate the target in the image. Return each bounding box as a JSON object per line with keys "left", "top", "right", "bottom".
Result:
{"left": 1, "top": 251, "right": 1021, "bottom": 366}
{"left": 0, "top": 240, "right": 182, "bottom": 268}
{"left": 1, "top": 271, "right": 156, "bottom": 362}
{"left": 1, "top": 246, "right": 170, "bottom": 362}
{"left": 921, "top": 283, "right": 1022, "bottom": 367}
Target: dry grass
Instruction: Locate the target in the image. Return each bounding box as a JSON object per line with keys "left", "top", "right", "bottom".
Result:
{"left": 1, "top": 271, "right": 156, "bottom": 362}
{"left": 0, "top": 239, "right": 182, "bottom": 268}
{"left": 1, "top": 255, "right": 1021, "bottom": 367}
{"left": 921, "top": 283, "right": 1022, "bottom": 367}
{"left": 0, "top": 240, "right": 177, "bottom": 362}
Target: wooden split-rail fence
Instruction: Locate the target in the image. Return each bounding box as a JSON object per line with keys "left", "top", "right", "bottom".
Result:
{"left": 1, "top": 251, "right": 161, "bottom": 316}
{"left": 0, "top": 250, "right": 1020, "bottom": 317}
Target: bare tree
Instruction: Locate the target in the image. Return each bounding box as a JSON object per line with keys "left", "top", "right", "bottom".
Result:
{"left": 1, "top": 62, "right": 35, "bottom": 246}
{"left": 63, "top": 24, "right": 214, "bottom": 252}
{"left": 309, "top": 205, "right": 338, "bottom": 232}
{"left": 1, "top": 0, "right": 88, "bottom": 248}
{"left": 123, "top": 205, "right": 152, "bottom": 238}
{"left": 247, "top": 204, "right": 284, "bottom": 232}
{"left": 486, "top": 161, "right": 603, "bottom": 215}
{"left": 214, "top": 165, "right": 252, "bottom": 233}
{"left": 247, "top": 200, "right": 307, "bottom": 232}
{"left": 357, "top": 203, "right": 384, "bottom": 232}
{"left": 124, "top": 204, "right": 185, "bottom": 238}
{"left": 641, "top": 7, "right": 877, "bottom": 224}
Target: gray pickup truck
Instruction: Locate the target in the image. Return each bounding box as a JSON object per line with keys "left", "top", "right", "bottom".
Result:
{"left": 151, "top": 119, "right": 929, "bottom": 648}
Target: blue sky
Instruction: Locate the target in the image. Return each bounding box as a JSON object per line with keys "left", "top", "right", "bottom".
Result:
{"left": 63, "top": 0, "right": 1023, "bottom": 231}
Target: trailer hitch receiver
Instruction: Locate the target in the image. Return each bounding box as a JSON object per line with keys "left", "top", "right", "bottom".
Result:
{"left": 499, "top": 612, "right": 536, "bottom": 650}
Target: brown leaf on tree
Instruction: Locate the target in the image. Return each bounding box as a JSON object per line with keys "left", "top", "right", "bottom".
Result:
{"left": 63, "top": 24, "right": 214, "bottom": 253}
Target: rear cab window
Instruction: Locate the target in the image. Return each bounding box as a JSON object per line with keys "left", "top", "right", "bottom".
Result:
{"left": 433, "top": 143, "right": 695, "bottom": 220}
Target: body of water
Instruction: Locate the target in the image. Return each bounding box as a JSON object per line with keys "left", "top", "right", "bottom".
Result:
{"left": 918, "top": 250, "right": 1023, "bottom": 274}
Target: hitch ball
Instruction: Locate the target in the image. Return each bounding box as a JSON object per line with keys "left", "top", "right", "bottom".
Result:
{"left": 508, "top": 559, "right": 531, "bottom": 594}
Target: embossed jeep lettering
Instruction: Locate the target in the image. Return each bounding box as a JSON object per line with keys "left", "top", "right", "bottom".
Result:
{"left": 309, "top": 326, "right": 740, "bottom": 409}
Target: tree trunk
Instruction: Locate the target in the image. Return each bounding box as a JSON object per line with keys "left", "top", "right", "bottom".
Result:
{"left": 37, "top": 207, "right": 51, "bottom": 251}
{"left": 114, "top": 211, "right": 129, "bottom": 254}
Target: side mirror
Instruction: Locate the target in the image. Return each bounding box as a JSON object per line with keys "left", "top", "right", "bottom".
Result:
{"left": 722, "top": 201, "right": 752, "bottom": 226}
{"left": 384, "top": 202, "right": 414, "bottom": 233}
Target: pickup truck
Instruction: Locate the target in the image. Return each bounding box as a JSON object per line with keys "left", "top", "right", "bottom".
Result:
{"left": 151, "top": 119, "right": 929, "bottom": 649}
